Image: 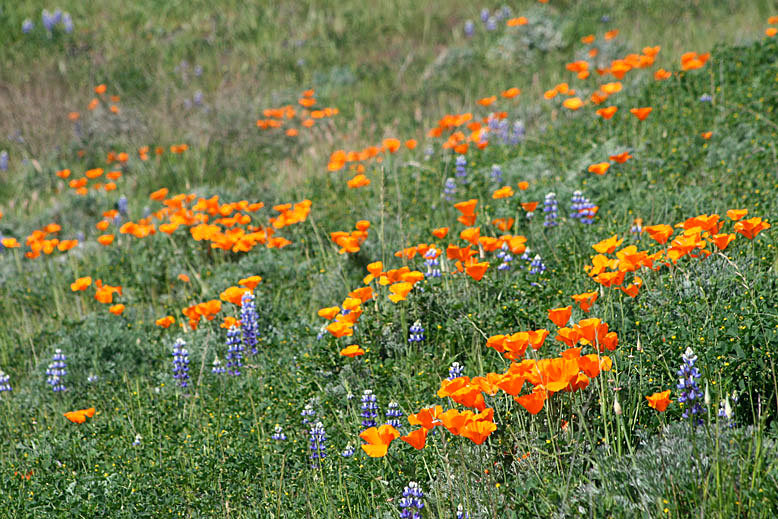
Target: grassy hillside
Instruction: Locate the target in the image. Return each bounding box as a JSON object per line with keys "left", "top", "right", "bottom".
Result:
{"left": 1, "top": 1, "right": 778, "bottom": 517}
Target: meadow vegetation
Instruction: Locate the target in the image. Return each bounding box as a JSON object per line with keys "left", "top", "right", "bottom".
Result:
{"left": 1, "top": 1, "right": 778, "bottom": 517}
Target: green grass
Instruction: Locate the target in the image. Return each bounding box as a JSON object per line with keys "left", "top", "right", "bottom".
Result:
{"left": 1, "top": 1, "right": 778, "bottom": 517}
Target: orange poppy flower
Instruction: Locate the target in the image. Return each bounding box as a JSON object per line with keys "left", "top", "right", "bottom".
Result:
{"left": 701, "top": 131, "right": 712, "bottom": 140}
{"left": 156, "top": 316, "right": 175, "bottom": 328}
{"left": 548, "top": 306, "right": 572, "bottom": 327}
{"left": 630, "top": 107, "right": 652, "bottom": 121}
{"left": 600, "top": 81, "right": 622, "bottom": 95}
{"left": 64, "top": 407, "right": 96, "bottom": 424}
{"left": 318, "top": 306, "right": 341, "bottom": 320}
{"left": 654, "top": 68, "right": 672, "bottom": 81}
{"left": 492, "top": 186, "right": 515, "bottom": 199}
{"left": 604, "top": 29, "right": 619, "bottom": 40}
{"left": 239, "top": 276, "right": 262, "bottom": 290}
{"left": 492, "top": 218, "right": 514, "bottom": 232}
{"left": 97, "top": 234, "right": 115, "bottom": 246}
{"left": 581, "top": 34, "right": 595, "bottom": 44}
{"left": 680, "top": 51, "right": 709, "bottom": 71}
{"left": 767, "top": 27, "right": 778, "bottom": 37}
{"left": 588, "top": 162, "right": 611, "bottom": 175}
{"left": 360, "top": 424, "right": 400, "bottom": 457}
{"left": 769, "top": 15, "right": 778, "bottom": 24}
{"left": 70, "top": 276, "right": 92, "bottom": 291}
{"left": 178, "top": 273, "right": 190, "bottom": 283}
{"left": 56, "top": 169, "right": 71, "bottom": 179}
{"left": 644, "top": 224, "right": 674, "bottom": 245}
{"left": 477, "top": 96, "right": 497, "bottom": 106}
{"left": 593, "top": 234, "right": 623, "bottom": 253}
{"left": 465, "top": 262, "right": 489, "bottom": 281}
{"left": 401, "top": 428, "right": 428, "bottom": 450}
{"left": 506, "top": 17, "right": 528, "bottom": 27}
{"left": 150, "top": 188, "right": 169, "bottom": 201}
{"left": 646, "top": 390, "right": 672, "bottom": 411}
{"left": 515, "top": 386, "right": 547, "bottom": 415}
{"left": 620, "top": 276, "right": 642, "bottom": 298}
{"left": 723, "top": 209, "right": 747, "bottom": 222}
{"left": 521, "top": 202, "right": 539, "bottom": 213}
{"left": 571, "top": 291, "right": 598, "bottom": 312}
{"left": 109, "top": 304, "right": 125, "bottom": 315}
{"left": 431, "top": 227, "right": 449, "bottom": 239}
{"left": 501, "top": 87, "right": 521, "bottom": 98}
{"left": 517, "top": 181, "right": 529, "bottom": 190}
{"left": 609, "top": 151, "right": 632, "bottom": 163}
{"left": 339, "top": 345, "right": 365, "bottom": 357}
{"left": 460, "top": 419, "right": 497, "bottom": 445}
{"left": 709, "top": 233, "right": 735, "bottom": 251}
{"left": 596, "top": 106, "right": 618, "bottom": 119}
{"left": 383, "top": 138, "right": 401, "bottom": 153}
{"left": 562, "top": 97, "right": 584, "bottom": 111}
{"left": 734, "top": 217, "right": 770, "bottom": 239}
{"left": 0, "top": 238, "right": 22, "bottom": 249}
{"left": 388, "top": 282, "right": 413, "bottom": 303}
{"left": 220, "top": 286, "right": 250, "bottom": 305}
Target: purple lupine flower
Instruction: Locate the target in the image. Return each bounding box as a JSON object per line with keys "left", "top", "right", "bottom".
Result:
{"left": 677, "top": 347, "right": 705, "bottom": 425}
{"left": 699, "top": 94, "right": 712, "bottom": 103}
{"left": 133, "top": 434, "right": 142, "bottom": 446}
{"left": 0, "top": 151, "right": 8, "bottom": 171}
{"left": 41, "top": 10, "right": 56, "bottom": 32}
{"left": 87, "top": 374, "right": 99, "bottom": 384}
{"left": 510, "top": 120, "right": 525, "bottom": 144}
{"left": 570, "top": 190, "right": 596, "bottom": 223}
{"left": 718, "top": 397, "right": 735, "bottom": 428}
{"left": 448, "top": 362, "right": 463, "bottom": 380}
{"left": 240, "top": 292, "right": 259, "bottom": 355}
{"left": 271, "top": 425, "right": 287, "bottom": 440}
{"left": 22, "top": 19, "right": 34, "bottom": 34}
{"left": 225, "top": 326, "right": 243, "bottom": 376}
{"left": 399, "top": 481, "right": 425, "bottom": 519}
{"left": 455, "top": 155, "right": 467, "bottom": 183}
{"left": 301, "top": 403, "right": 316, "bottom": 425}
{"left": 360, "top": 389, "right": 378, "bottom": 430}
{"left": 0, "top": 370, "right": 12, "bottom": 393}
{"left": 543, "top": 192, "right": 558, "bottom": 227}
{"left": 194, "top": 65, "right": 203, "bottom": 77}
{"left": 385, "top": 401, "right": 403, "bottom": 428}
{"left": 497, "top": 242, "right": 512, "bottom": 271}
{"left": 529, "top": 254, "right": 546, "bottom": 275}
{"left": 117, "top": 195, "right": 128, "bottom": 216}
{"left": 443, "top": 177, "right": 456, "bottom": 201}
{"left": 490, "top": 164, "right": 503, "bottom": 184}
{"left": 46, "top": 349, "right": 67, "bottom": 392}
{"left": 408, "top": 320, "right": 424, "bottom": 343}
{"left": 62, "top": 12, "right": 73, "bottom": 33}
{"left": 193, "top": 90, "right": 204, "bottom": 106}
{"left": 341, "top": 444, "right": 355, "bottom": 457}
{"left": 211, "top": 356, "right": 226, "bottom": 374}
{"left": 309, "top": 421, "right": 327, "bottom": 468}
{"left": 457, "top": 504, "right": 471, "bottom": 518}
{"left": 485, "top": 16, "right": 497, "bottom": 31}
{"left": 480, "top": 8, "right": 490, "bottom": 22}
{"left": 464, "top": 20, "right": 475, "bottom": 37}
{"left": 424, "top": 248, "right": 441, "bottom": 278}
{"left": 172, "top": 338, "right": 190, "bottom": 388}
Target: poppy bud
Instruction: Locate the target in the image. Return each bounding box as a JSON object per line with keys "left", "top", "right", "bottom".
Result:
{"left": 613, "top": 395, "right": 622, "bottom": 416}
{"left": 704, "top": 383, "right": 711, "bottom": 406}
